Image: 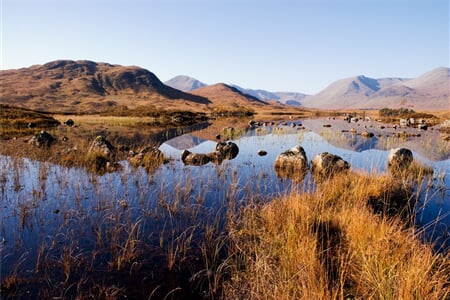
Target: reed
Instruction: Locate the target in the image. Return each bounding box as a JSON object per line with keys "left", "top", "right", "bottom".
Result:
{"left": 222, "top": 170, "right": 450, "bottom": 299}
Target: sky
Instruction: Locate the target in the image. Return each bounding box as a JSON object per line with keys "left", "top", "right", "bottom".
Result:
{"left": 1, "top": 0, "right": 448, "bottom": 94}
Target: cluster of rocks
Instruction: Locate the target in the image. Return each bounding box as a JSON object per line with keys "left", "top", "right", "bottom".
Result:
{"left": 273, "top": 145, "right": 414, "bottom": 182}
{"left": 181, "top": 141, "right": 239, "bottom": 166}
{"left": 274, "top": 145, "right": 350, "bottom": 181}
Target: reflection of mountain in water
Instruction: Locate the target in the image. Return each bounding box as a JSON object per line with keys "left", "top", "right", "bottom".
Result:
{"left": 301, "top": 119, "right": 449, "bottom": 161}
{"left": 328, "top": 133, "right": 380, "bottom": 152}
{"left": 165, "top": 134, "right": 208, "bottom": 150}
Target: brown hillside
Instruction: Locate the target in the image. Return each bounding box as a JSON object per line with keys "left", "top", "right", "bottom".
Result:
{"left": 191, "top": 83, "right": 269, "bottom": 109}
{"left": 0, "top": 60, "right": 210, "bottom": 113}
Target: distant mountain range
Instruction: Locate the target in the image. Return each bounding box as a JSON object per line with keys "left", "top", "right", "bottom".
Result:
{"left": 164, "top": 76, "right": 308, "bottom": 106}
{"left": 166, "top": 67, "right": 449, "bottom": 111}
{"left": 301, "top": 67, "right": 449, "bottom": 111}
{"left": 190, "top": 83, "right": 268, "bottom": 108}
{"left": 1, "top": 59, "right": 448, "bottom": 113}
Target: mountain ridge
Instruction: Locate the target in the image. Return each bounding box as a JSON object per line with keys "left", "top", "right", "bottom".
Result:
{"left": 1, "top": 60, "right": 447, "bottom": 112}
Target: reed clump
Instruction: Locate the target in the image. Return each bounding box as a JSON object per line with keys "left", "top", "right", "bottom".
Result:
{"left": 223, "top": 171, "right": 450, "bottom": 299}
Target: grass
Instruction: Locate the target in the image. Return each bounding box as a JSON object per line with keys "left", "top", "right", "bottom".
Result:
{"left": 223, "top": 170, "right": 449, "bottom": 299}
{"left": 1, "top": 112, "right": 449, "bottom": 299}
{"left": 0, "top": 104, "right": 60, "bottom": 138}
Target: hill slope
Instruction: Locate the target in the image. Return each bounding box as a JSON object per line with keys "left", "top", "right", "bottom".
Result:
{"left": 164, "top": 75, "right": 207, "bottom": 92}
{"left": 190, "top": 83, "right": 269, "bottom": 109}
{"left": 0, "top": 60, "right": 210, "bottom": 113}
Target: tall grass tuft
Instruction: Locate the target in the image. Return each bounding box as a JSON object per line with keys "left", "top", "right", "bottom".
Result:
{"left": 223, "top": 171, "right": 450, "bottom": 299}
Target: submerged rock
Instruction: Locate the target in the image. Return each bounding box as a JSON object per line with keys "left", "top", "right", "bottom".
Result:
{"left": 257, "top": 149, "right": 268, "bottom": 156}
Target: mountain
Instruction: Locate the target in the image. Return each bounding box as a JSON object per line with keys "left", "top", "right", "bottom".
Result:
{"left": 0, "top": 60, "right": 210, "bottom": 113}
{"left": 190, "top": 83, "right": 269, "bottom": 108}
{"left": 230, "top": 85, "right": 307, "bottom": 106}
{"left": 165, "top": 76, "right": 308, "bottom": 106}
{"left": 164, "top": 75, "right": 207, "bottom": 92}
{"left": 302, "top": 67, "right": 449, "bottom": 111}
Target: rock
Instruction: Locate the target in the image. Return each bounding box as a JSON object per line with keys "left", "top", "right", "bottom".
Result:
{"left": 88, "top": 135, "right": 115, "bottom": 159}
{"left": 181, "top": 142, "right": 239, "bottom": 166}
{"left": 361, "top": 131, "right": 374, "bottom": 138}
{"left": 64, "top": 119, "right": 75, "bottom": 127}
{"left": 418, "top": 124, "right": 428, "bottom": 131}
{"left": 350, "top": 128, "right": 357, "bottom": 134}
{"left": 311, "top": 152, "right": 350, "bottom": 178}
{"left": 128, "top": 146, "right": 165, "bottom": 172}
{"left": 216, "top": 141, "right": 239, "bottom": 160}
{"left": 28, "top": 130, "right": 55, "bottom": 147}
{"left": 257, "top": 149, "right": 268, "bottom": 156}
{"left": 387, "top": 148, "right": 413, "bottom": 170}
{"left": 274, "top": 145, "right": 309, "bottom": 182}
{"left": 181, "top": 150, "right": 213, "bottom": 166}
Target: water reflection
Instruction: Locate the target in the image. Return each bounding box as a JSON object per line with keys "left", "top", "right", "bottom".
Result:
{"left": 0, "top": 125, "right": 449, "bottom": 280}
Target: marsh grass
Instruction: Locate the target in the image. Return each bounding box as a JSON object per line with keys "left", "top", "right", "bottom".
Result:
{"left": 223, "top": 169, "right": 450, "bottom": 299}
{"left": 1, "top": 124, "right": 449, "bottom": 299}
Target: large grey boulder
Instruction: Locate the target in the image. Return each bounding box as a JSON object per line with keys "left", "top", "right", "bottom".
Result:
{"left": 387, "top": 148, "right": 413, "bottom": 170}
{"left": 274, "top": 145, "right": 309, "bottom": 182}
{"left": 311, "top": 152, "right": 350, "bottom": 178}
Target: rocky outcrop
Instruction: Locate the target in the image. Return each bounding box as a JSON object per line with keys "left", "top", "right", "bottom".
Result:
{"left": 311, "top": 152, "right": 350, "bottom": 178}
{"left": 274, "top": 145, "right": 309, "bottom": 182}
{"left": 387, "top": 148, "right": 413, "bottom": 171}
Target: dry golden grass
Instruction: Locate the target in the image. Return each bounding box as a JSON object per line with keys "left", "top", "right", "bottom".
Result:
{"left": 223, "top": 171, "right": 449, "bottom": 300}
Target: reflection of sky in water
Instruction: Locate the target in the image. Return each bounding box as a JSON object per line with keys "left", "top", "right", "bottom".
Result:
{"left": 0, "top": 128, "right": 449, "bottom": 265}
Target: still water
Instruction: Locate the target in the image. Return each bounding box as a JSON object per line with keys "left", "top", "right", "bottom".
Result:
{"left": 0, "top": 122, "right": 449, "bottom": 279}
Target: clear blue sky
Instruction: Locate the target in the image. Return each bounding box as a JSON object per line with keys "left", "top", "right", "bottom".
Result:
{"left": 1, "top": 0, "right": 448, "bottom": 94}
